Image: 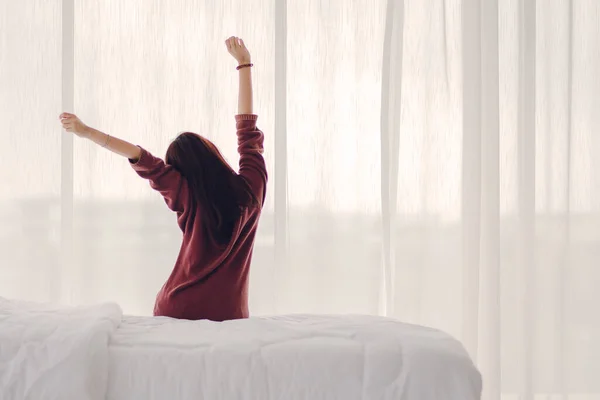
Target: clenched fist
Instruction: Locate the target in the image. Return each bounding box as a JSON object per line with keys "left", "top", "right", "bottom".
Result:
{"left": 59, "top": 113, "right": 90, "bottom": 138}
{"left": 225, "top": 36, "right": 251, "bottom": 64}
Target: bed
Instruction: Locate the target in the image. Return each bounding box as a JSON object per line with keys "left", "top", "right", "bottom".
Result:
{"left": 107, "top": 314, "right": 481, "bottom": 400}
{"left": 1, "top": 299, "right": 482, "bottom": 400}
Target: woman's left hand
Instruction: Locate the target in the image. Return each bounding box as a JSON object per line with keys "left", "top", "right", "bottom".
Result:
{"left": 225, "top": 36, "right": 251, "bottom": 64}
{"left": 59, "top": 113, "right": 90, "bottom": 138}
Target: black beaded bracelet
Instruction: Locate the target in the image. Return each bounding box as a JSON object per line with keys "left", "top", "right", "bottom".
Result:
{"left": 236, "top": 63, "right": 253, "bottom": 70}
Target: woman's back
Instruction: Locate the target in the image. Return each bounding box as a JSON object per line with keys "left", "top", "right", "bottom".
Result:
{"left": 130, "top": 115, "right": 267, "bottom": 321}
{"left": 59, "top": 36, "right": 262, "bottom": 321}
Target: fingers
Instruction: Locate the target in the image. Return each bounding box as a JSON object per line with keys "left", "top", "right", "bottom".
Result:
{"left": 225, "top": 36, "right": 237, "bottom": 50}
{"left": 225, "top": 36, "right": 244, "bottom": 49}
{"left": 59, "top": 112, "right": 76, "bottom": 121}
{"left": 59, "top": 112, "right": 76, "bottom": 132}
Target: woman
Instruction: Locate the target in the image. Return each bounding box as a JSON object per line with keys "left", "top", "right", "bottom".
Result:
{"left": 59, "top": 37, "right": 267, "bottom": 322}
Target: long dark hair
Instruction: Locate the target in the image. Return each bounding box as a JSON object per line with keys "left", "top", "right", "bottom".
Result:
{"left": 165, "top": 132, "right": 254, "bottom": 244}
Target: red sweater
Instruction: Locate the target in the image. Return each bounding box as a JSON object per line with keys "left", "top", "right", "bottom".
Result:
{"left": 130, "top": 114, "right": 267, "bottom": 321}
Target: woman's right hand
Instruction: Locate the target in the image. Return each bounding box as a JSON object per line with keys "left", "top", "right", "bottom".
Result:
{"left": 59, "top": 113, "right": 90, "bottom": 138}
{"left": 225, "top": 36, "right": 251, "bottom": 64}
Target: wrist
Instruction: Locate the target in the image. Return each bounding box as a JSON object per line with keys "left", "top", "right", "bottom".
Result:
{"left": 237, "top": 58, "right": 251, "bottom": 65}
{"left": 87, "top": 128, "right": 105, "bottom": 144}
{"left": 82, "top": 126, "right": 95, "bottom": 139}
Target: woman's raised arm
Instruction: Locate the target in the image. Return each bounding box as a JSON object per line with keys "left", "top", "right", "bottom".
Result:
{"left": 59, "top": 112, "right": 188, "bottom": 215}
{"left": 59, "top": 112, "right": 142, "bottom": 161}
{"left": 225, "top": 36, "right": 253, "bottom": 115}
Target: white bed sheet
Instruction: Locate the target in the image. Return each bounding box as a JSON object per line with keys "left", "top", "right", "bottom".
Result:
{"left": 107, "top": 314, "right": 481, "bottom": 400}
{"left": 0, "top": 298, "right": 122, "bottom": 400}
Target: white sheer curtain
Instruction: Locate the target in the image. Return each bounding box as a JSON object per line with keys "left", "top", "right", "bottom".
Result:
{"left": 0, "top": 0, "right": 598, "bottom": 399}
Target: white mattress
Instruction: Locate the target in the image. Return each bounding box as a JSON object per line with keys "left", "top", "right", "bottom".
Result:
{"left": 107, "top": 314, "right": 481, "bottom": 400}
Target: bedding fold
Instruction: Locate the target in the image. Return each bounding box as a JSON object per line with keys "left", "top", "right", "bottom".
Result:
{"left": 0, "top": 297, "right": 123, "bottom": 400}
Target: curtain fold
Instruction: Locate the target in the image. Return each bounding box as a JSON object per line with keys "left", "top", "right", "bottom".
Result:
{"left": 384, "top": 0, "right": 599, "bottom": 398}
{"left": 0, "top": 0, "right": 598, "bottom": 398}
{"left": 380, "top": 0, "right": 404, "bottom": 316}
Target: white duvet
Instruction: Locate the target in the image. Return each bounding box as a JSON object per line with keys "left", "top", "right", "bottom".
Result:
{"left": 0, "top": 298, "right": 482, "bottom": 400}
{"left": 108, "top": 314, "right": 482, "bottom": 400}
{"left": 0, "top": 298, "right": 122, "bottom": 400}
